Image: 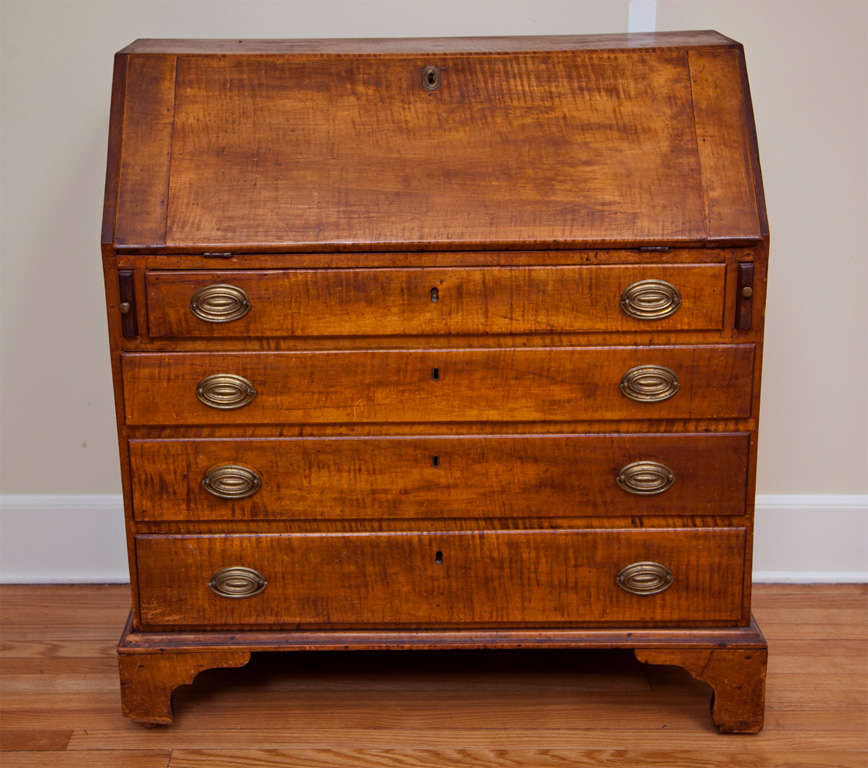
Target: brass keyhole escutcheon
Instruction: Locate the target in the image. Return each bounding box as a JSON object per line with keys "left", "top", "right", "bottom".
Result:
{"left": 421, "top": 65, "right": 441, "bottom": 91}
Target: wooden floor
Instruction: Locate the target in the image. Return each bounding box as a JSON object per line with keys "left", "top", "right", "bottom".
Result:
{"left": 0, "top": 585, "right": 865, "bottom": 767}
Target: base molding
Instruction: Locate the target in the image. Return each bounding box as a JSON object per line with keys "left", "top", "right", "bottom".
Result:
{"left": 117, "top": 613, "right": 767, "bottom": 732}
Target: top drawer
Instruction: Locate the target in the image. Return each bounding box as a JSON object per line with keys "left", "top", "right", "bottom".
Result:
{"left": 145, "top": 264, "right": 725, "bottom": 338}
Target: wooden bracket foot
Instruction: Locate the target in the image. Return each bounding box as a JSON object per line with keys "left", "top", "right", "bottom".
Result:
{"left": 118, "top": 648, "right": 251, "bottom": 725}
{"left": 634, "top": 646, "right": 767, "bottom": 733}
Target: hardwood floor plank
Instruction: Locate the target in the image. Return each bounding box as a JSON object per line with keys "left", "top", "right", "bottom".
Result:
{"left": 0, "top": 639, "right": 119, "bottom": 659}
{"left": 3, "top": 705, "right": 709, "bottom": 732}
{"left": 0, "top": 729, "right": 72, "bottom": 751}
{"left": 1, "top": 751, "right": 169, "bottom": 768}
{"left": 755, "top": 608, "right": 867, "bottom": 624}
{"left": 0, "top": 658, "right": 117, "bottom": 675}
{"left": 9, "top": 708, "right": 860, "bottom": 735}
{"left": 766, "top": 639, "right": 867, "bottom": 657}
{"left": 1, "top": 674, "right": 120, "bottom": 695}
{"left": 65, "top": 728, "right": 868, "bottom": 751}
{"left": 767, "top": 652, "right": 868, "bottom": 674}
{"left": 166, "top": 748, "right": 868, "bottom": 768}
{"left": 1, "top": 693, "right": 122, "bottom": 712}
{"left": 757, "top": 624, "right": 868, "bottom": 641}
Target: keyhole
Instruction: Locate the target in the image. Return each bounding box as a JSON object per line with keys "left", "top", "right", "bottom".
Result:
{"left": 430, "top": 287, "right": 439, "bottom": 302}
{"left": 432, "top": 455, "right": 439, "bottom": 467}
{"left": 435, "top": 550, "right": 443, "bottom": 565}
{"left": 421, "top": 65, "right": 441, "bottom": 92}
{"left": 432, "top": 367, "right": 439, "bottom": 380}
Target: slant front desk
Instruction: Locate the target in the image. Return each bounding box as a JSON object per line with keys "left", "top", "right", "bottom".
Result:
{"left": 101, "top": 31, "right": 769, "bottom": 731}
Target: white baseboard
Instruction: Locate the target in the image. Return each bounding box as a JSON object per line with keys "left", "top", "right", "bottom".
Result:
{"left": 1, "top": 493, "right": 865, "bottom": 584}
{"left": 751, "top": 494, "right": 867, "bottom": 583}
{"left": 0, "top": 494, "right": 129, "bottom": 583}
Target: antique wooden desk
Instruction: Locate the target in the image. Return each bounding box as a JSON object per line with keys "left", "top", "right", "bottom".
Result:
{"left": 101, "top": 31, "right": 769, "bottom": 731}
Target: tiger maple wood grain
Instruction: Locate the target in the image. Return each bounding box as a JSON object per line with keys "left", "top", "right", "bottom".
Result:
{"left": 105, "top": 32, "right": 764, "bottom": 252}
{"left": 129, "top": 433, "right": 750, "bottom": 522}
{"left": 115, "top": 55, "right": 175, "bottom": 247}
{"left": 134, "top": 528, "right": 746, "bottom": 629}
{"left": 121, "top": 345, "right": 755, "bottom": 426}
{"left": 145, "top": 264, "right": 726, "bottom": 338}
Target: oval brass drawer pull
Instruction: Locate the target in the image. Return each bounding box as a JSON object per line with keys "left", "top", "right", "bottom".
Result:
{"left": 616, "top": 460, "right": 675, "bottom": 495}
{"left": 619, "top": 364, "right": 679, "bottom": 403}
{"left": 616, "top": 561, "right": 673, "bottom": 596}
{"left": 190, "top": 284, "right": 251, "bottom": 323}
{"left": 203, "top": 464, "right": 262, "bottom": 499}
{"left": 208, "top": 566, "right": 267, "bottom": 598}
{"left": 620, "top": 279, "right": 681, "bottom": 320}
{"left": 196, "top": 373, "right": 257, "bottom": 410}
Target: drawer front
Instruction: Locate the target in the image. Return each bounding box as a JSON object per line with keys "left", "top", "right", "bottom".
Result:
{"left": 135, "top": 528, "right": 746, "bottom": 628}
{"left": 130, "top": 433, "right": 750, "bottom": 521}
{"left": 145, "top": 264, "right": 725, "bottom": 338}
{"left": 122, "top": 345, "right": 754, "bottom": 426}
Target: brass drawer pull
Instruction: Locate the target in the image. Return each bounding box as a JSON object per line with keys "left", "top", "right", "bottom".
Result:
{"left": 196, "top": 373, "right": 257, "bottom": 410}
{"left": 616, "top": 562, "right": 673, "bottom": 596}
{"left": 190, "top": 284, "right": 251, "bottom": 323}
{"left": 208, "top": 566, "right": 267, "bottom": 598}
{"left": 620, "top": 279, "right": 681, "bottom": 320}
{"left": 203, "top": 464, "right": 262, "bottom": 499}
{"left": 619, "top": 364, "right": 679, "bottom": 403}
{"left": 616, "top": 460, "right": 675, "bottom": 495}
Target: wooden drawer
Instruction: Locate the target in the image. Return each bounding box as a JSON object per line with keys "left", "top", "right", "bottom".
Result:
{"left": 129, "top": 433, "right": 750, "bottom": 521}
{"left": 135, "top": 528, "right": 746, "bottom": 628}
{"left": 145, "top": 264, "right": 725, "bottom": 338}
{"left": 121, "top": 345, "right": 754, "bottom": 426}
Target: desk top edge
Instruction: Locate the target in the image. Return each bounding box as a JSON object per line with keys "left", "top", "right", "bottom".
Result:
{"left": 118, "top": 30, "right": 739, "bottom": 56}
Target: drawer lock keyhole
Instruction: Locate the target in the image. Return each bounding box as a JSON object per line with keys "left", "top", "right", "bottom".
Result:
{"left": 435, "top": 550, "right": 443, "bottom": 565}
{"left": 421, "top": 65, "right": 441, "bottom": 92}
{"left": 430, "top": 287, "right": 439, "bottom": 302}
{"left": 432, "top": 367, "right": 440, "bottom": 380}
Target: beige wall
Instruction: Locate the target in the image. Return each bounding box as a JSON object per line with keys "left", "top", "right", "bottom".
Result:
{"left": 0, "top": 0, "right": 628, "bottom": 493}
{"left": 657, "top": 0, "right": 868, "bottom": 491}
{"left": 1, "top": 0, "right": 865, "bottom": 495}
